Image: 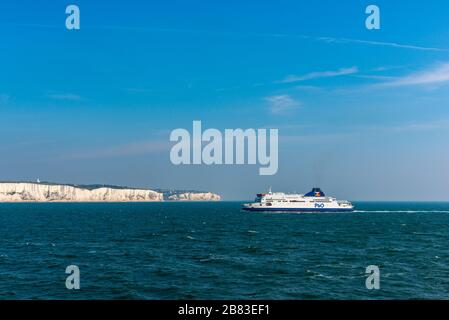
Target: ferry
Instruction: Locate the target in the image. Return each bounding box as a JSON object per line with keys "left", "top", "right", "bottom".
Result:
{"left": 242, "top": 188, "right": 354, "bottom": 213}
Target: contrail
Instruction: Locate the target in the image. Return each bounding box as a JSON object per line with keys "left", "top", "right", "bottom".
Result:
{"left": 7, "top": 23, "right": 449, "bottom": 53}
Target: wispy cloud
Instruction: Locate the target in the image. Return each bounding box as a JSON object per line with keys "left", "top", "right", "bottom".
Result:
{"left": 62, "top": 140, "right": 169, "bottom": 160}
{"left": 344, "top": 119, "right": 449, "bottom": 136}
{"left": 280, "top": 118, "right": 449, "bottom": 145}
{"left": 265, "top": 95, "right": 301, "bottom": 115}
{"left": 124, "top": 88, "right": 153, "bottom": 94}
{"left": 328, "top": 63, "right": 449, "bottom": 94}
{"left": 386, "top": 120, "right": 449, "bottom": 132}
{"left": 47, "top": 93, "right": 85, "bottom": 101}
{"left": 11, "top": 23, "right": 449, "bottom": 53}
{"left": 262, "top": 123, "right": 309, "bottom": 130}
{"left": 380, "top": 63, "right": 449, "bottom": 87}
{"left": 280, "top": 132, "right": 354, "bottom": 144}
{"left": 354, "top": 74, "right": 397, "bottom": 81}
{"left": 316, "top": 36, "right": 449, "bottom": 52}
{"left": 0, "top": 93, "right": 10, "bottom": 105}
{"left": 280, "top": 67, "right": 358, "bottom": 83}
{"left": 294, "top": 85, "right": 322, "bottom": 91}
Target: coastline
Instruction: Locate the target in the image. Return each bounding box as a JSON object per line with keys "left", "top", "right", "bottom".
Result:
{"left": 0, "top": 181, "right": 221, "bottom": 202}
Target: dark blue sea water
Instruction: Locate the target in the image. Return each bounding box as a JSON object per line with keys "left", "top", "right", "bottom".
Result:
{"left": 1, "top": 202, "right": 449, "bottom": 299}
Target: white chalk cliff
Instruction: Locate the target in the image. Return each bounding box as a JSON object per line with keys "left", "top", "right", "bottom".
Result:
{"left": 0, "top": 182, "right": 163, "bottom": 202}
{"left": 168, "top": 192, "right": 221, "bottom": 201}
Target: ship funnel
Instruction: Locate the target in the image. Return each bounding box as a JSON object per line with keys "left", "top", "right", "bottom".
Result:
{"left": 304, "top": 188, "right": 325, "bottom": 197}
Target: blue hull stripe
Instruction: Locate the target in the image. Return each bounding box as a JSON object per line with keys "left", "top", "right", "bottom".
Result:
{"left": 242, "top": 207, "right": 353, "bottom": 213}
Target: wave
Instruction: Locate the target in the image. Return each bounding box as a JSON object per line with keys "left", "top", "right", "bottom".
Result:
{"left": 354, "top": 210, "right": 449, "bottom": 213}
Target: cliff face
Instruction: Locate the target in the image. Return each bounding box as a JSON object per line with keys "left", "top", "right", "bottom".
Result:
{"left": 0, "top": 183, "right": 163, "bottom": 202}
{"left": 168, "top": 192, "right": 221, "bottom": 201}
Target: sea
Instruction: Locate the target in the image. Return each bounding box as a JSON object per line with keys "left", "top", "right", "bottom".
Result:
{"left": 0, "top": 201, "right": 448, "bottom": 300}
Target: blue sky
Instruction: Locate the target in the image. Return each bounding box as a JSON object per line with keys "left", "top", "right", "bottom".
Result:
{"left": 1, "top": 0, "right": 449, "bottom": 200}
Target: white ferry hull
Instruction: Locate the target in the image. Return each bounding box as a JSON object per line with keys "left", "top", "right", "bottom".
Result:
{"left": 242, "top": 205, "right": 353, "bottom": 213}
{"left": 242, "top": 188, "right": 354, "bottom": 213}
